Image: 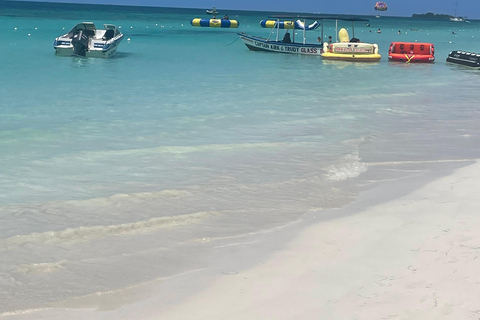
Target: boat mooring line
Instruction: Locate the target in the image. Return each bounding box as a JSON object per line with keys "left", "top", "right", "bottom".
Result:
{"left": 225, "top": 37, "right": 240, "bottom": 46}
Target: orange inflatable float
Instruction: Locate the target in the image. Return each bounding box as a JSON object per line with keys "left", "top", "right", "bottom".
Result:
{"left": 388, "top": 42, "right": 435, "bottom": 63}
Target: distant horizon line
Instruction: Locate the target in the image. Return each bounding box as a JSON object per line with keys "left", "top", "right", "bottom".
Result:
{"left": 5, "top": 0, "right": 473, "bottom": 20}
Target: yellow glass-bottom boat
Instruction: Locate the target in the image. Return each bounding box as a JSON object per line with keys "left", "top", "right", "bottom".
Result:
{"left": 321, "top": 28, "right": 381, "bottom": 62}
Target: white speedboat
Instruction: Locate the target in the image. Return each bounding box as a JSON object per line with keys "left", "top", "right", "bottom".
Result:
{"left": 53, "top": 22, "right": 124, "bottom": 58}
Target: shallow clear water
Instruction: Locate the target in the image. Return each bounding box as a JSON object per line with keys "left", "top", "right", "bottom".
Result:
{"left": 1, "top": 2, "right": 480, "bottom": 313}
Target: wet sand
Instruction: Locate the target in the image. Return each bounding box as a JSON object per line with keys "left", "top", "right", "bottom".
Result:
{"left": 3, "top": 160, "right": 480, "bottom": 320}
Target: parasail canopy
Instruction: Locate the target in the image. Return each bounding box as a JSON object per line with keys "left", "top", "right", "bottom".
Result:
{"left": 374, "top": 1, "right": 388, "bottom": 11}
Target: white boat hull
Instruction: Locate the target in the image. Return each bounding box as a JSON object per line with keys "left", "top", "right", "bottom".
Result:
{"left": 238, "top": 32, "right": 323, "bottom": 55}
{"left": 53, "top": 22, "right": 123, "bottom": 58}
{"left": 54, "top": 37, "right": 123, "bottom": 58}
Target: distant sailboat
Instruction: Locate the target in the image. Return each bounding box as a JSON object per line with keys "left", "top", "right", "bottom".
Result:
{"left": 450, "top": 1, "right": 468, "bottom": 22}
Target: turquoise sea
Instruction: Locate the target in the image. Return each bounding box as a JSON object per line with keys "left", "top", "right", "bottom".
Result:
{"left": 1, "top": 1, "right": 480, "bottom": 313}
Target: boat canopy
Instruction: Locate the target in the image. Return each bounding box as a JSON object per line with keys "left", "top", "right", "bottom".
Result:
{"left": 268, "top": 15, "right": 369, "bottom": 22}
{"left": 260, "top": 19, "right": 320, "bottom": 30}
{"left": 266, "top": 15, "right": 369, "bottom": 44}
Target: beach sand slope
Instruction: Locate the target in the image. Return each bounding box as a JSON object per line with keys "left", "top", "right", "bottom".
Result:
{"left": 158, "top": 161, "right": 480, "bottom": 320}
{"left": 2, "top": 162, "right": 480, "bottom": 320}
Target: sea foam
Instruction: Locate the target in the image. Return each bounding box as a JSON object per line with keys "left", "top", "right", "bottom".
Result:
{"left": 0, "top": 211, "right": 221, "bottom": 250}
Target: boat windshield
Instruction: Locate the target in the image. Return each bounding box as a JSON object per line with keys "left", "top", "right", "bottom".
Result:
{"left": 67, "top": 22, "right": 96, "bottom": 37}
{"left": 103, "top": 24, "right": 120, "bottom": 37}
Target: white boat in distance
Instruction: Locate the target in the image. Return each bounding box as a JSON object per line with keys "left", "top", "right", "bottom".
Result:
{"left": 206, "top": 7, "right": 219, "bottom": 15}
{"left": 238, "top": 15, "right": 369, "bottom": 56}
{"left": 450, "top": 16, "right": 468, "bottom": 22}
{"left": 450, "top": 1, "right": 469, "bottom": 22}
{"left": 53, "top": 22, "right": 124, "bottom": 58}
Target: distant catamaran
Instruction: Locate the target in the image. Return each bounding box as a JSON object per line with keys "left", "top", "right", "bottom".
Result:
{"left": 450, "top": 1, "right": 468, "bottom": 22}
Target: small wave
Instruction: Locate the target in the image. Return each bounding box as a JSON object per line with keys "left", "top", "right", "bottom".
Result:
{"left": 48, "top": 142, "right": 292, "bottom": 163}
{"left": 0, "top": 308, "right": 53, "bottom": 317}
{"left": 17, "top": 260, "right": 67, "bottom": 274}
{"left": 325, "top": 152, "right": 368, "bottom": 181}
{"left": 1, "top": 211, "right": 221, "bottom": 250}
{"left": 68, "top": 188, "right": 193, "bottom": 205}
{"left": 368, "top": 159, "right": 473, "bottom": 166}
{"left": 335, "top": 92, "right": 417, "bottom": 101}
{"left": 0, "top": 188, "right": 194, "bottom": 220}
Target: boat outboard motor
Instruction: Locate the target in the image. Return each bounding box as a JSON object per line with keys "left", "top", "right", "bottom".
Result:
{"left": 72, "top": 30, "right": 89, "bottom": 56}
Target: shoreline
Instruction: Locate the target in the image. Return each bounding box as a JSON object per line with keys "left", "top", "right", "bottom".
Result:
{"left": 155, "top": 159, "right": 480, "bottom": 319}
{"left": 3, "top": 159, "right": 479, "bottom": 319}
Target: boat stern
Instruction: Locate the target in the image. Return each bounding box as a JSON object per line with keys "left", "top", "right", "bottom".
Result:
{"left": 87, "top": 33, "right": 124, "bottom": 58}
{"left": 321, "top": 42, "right": 381, "bottom": 61}
{"left": 53, "top": 36, "right": 74, "bottom": 56}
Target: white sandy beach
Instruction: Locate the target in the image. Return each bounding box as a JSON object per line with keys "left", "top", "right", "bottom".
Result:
{"left": 151, "top": 161, "right": 480, "bottom": 320}
{"left": 3, "top": 160, "right": 480, "bottom": 320}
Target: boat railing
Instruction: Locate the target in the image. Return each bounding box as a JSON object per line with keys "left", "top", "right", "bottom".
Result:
{"left": 260, "top": 15, "right": 369, "bottom": 46}
{"left": 265, "top": 18, "right": 310, "bottom": 44}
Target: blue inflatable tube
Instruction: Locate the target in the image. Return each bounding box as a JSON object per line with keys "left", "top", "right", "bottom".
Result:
{"left": 191, "top": 18, "right": 239, "bottom": 28}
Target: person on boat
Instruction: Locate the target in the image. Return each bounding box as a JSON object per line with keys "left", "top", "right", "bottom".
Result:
{"left": 328, "top": 36, "right": 332, "bottom": 43}
{"left": 282, "top": 31, "right": 291, "bottom": 43}
{"left": 223, "top": 14, "right": 229, "bottom": 20}
{"left": 350, "top": 37, "right": 360, "bottom": 43}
